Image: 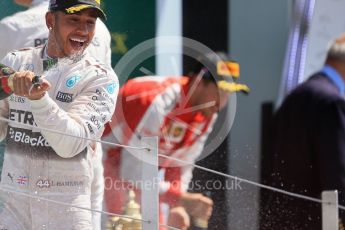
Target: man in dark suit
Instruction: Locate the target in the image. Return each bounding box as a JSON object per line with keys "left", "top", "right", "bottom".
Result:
{"left": 261, "top": 34, "right": 345, "bottom": 229}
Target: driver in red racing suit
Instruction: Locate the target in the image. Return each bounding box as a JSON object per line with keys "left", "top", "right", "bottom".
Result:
{"left": 103, "top": 52, "right": 249, "bottom": 229}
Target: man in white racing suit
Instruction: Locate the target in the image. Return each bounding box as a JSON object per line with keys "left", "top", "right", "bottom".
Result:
{"left": 0, "top": 0, "right": 113, "bottom": 228}
{"left": 0, "top": 0, "right": 118, "bottom": 229}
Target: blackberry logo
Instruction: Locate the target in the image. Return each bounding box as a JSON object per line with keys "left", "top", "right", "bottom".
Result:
{"left": 9, "top": 128, "right": 14, "bottom": 139}
{"left": 8, "top": 128, "right": 49, "bottom": 147}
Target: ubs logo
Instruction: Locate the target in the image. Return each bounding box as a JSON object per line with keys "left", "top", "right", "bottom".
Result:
{"left": 19, "top": 63, "right": 34, "bottom": 71}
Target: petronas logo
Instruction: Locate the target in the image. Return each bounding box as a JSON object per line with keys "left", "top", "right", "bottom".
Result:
{"left": 66, "top": 75, "right": 81, "bottom": 88}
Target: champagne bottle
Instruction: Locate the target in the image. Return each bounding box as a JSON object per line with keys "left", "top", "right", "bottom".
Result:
{"left": 0, "top": 63, "right": 40, "bottom": 100}
{"left": 0, "top": 63, "right": 15, "bottom": 100}
{"left": 191, "top": 218, "right": 208, "bottom": 230}
{"left": 190, "top": 191, "right": 212, "bottom": 230}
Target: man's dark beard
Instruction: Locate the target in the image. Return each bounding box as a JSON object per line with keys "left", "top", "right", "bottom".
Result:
{"left": 50, "top": 24, "right": 86, "bottom": 63}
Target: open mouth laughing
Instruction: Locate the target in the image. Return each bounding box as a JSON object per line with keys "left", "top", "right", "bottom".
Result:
{"left": 69, "top": 37, "right": 87, "bottom": 51}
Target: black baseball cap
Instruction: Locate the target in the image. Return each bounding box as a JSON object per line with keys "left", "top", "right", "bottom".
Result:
{"left": 49, "top": 0, "right": 106, "bottom": 20}
{"left": 191, "top": 52, "right": 250, "bottom": 94}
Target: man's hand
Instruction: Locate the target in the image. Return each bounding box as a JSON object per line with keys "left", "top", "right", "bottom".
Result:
{"left": 180, "top": 192, "right": 213, "bottom": 220}
{"left": 167, "top": 206, "right": 190, "bottom": 230}
{"left": 12, "top": 71, "right": 50, "bottom": 100}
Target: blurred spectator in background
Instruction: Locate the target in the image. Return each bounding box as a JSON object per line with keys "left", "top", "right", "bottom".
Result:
{"left": 261, "top": 34, "right": 345, "bottom": 229}
{"left": 0, "top": 0, "right": 113, "bottom": 229}
{"left": 102, "top": 51, "right": 250, "bottom": 229}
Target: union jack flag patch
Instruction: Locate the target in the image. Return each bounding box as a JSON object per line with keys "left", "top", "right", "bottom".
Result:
{"left": 17, "top": 176, "right": 28, "bottom": 185}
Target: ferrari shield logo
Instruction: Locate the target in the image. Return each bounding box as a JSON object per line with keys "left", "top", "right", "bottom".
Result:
{"left": 167, "top": 122, "right": 187, "bottom": 142}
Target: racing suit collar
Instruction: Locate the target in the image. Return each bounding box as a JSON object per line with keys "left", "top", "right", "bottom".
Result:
{"left": 42, "top": 45, "right": 58, "bottom": 71}
{"left": 42, "top": 43, "right": 85, "bottom": 66}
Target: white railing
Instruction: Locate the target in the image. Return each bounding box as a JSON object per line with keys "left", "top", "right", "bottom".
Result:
{"left": 0, "top": 116, "right": 343, "bottom": 229}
